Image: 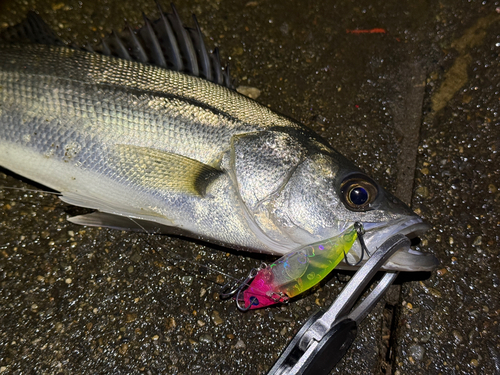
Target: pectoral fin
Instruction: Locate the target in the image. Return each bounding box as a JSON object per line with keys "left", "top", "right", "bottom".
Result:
{"left": 113, "top": 144, "right": 222, "bottom": 197}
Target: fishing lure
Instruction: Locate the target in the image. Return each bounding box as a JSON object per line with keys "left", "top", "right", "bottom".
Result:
{"left": 222, "top": 223, "right": 368, "bottom": 310}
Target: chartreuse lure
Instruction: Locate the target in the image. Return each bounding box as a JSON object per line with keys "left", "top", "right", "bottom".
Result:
{"left": 240, "top": 225, "right": 358, "bottom": 310}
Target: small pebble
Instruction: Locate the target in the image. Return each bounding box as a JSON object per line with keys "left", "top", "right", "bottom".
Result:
{"left": 429, "top": 287, "right": 442, "bottom": 298}
{"left": 437, "top": 268, "right": 448, "bottom": 276}
{"left": 216, "top": 275, "right": 225, "bottom": 284}
{"left": 461, "top": 94, "right": 472, "bottom": 104}
{"left": 197, "top": 320, "right": 206, "bottom": 327}
{"left": 165, "top": 317, "right": 176, "bottom": 330}
{"left": 493, "top": 277, "right": 499, "bottom": 287}
{"left": 470, "top": 359, "right": 479, "bottom": 367}
{"left": 55, "top": 322, "right": 64, "bottom": 332}
{"left": 420, "top": 333, "right": 431, "bottom": 343}
{"left": 118, "top": 343, "right": 128, "bottom": 355}
{"left": 125, "top": 313, "right": 137, "bottom": 323}
{"left": 274, "top": 314, "right": 293, "bottom": 323}
{"left": 181, "top": 276, "right": 193, "bottom": 286}
{"left": 130, "top": 253, "right": 142, "bottom": 262}
{"left": 415, "top": 186, "right": 429, "bottom": 198}
{"left": 199, "top": 334, "right": 213, "bottom": 343}
{"left": 452, "top": 330, "right": 463, "bottom": 343}
{"left": 408, "top": 344, "right": 425, "bottom": 361}
{"left": 234, "top": 339, "right": 246, "bottom": 349}
{"left": 236, "top": 86, "right": 261, "bottom": 99}
{"left": 211, "top": 310, "right": 224, "bottom": 326}
{"left": 65, "top": 278, "right": 72, "bottom": 284}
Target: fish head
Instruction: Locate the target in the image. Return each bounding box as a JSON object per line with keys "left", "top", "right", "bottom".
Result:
{"left": 332, "top": 169, "right": 437, "bottom": 271}
{"left": 265, "top": 148, "right": 438, "bottom": 272}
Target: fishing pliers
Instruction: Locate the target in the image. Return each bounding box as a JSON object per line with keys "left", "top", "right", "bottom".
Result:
{"left": 268, "top": 234, "right": 410, "bottom": 375}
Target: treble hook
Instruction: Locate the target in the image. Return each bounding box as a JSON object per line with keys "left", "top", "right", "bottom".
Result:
{"left": 219, "top": 265, "right": 265, "bottom": 311}
{"left": 344, "top": 222, "right": 371, "bottom": 266}
{"left": 235, "top": 285, "right": 259, "bottom": 311}
{"left": 219, "top": 278, "right": 246, "bottom": 299}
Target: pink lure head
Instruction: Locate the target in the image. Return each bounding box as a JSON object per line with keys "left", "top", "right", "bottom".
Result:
{"left": 241, "top": 267, "right": 289, "bottom": 310}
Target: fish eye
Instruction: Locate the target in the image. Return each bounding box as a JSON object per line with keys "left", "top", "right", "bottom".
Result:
{"left": 340, "top": 174, "right": 378, "bottom": 211}
{"left": 350, "top": 186, "right": 368, "bottom": 205}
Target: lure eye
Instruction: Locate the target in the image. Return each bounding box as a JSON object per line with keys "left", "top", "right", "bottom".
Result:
{"left": 340, "top": 174, "right": 378, "bottom": 211}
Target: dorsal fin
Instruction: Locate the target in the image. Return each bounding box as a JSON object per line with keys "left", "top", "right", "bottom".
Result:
{"left": 0, "top": 11, "right": 63, "bottom": 46}
{"left": 93, "top": 3, "right": 233, "bottom": 88}
{"left": 0, "top": 5, "right": 234, "bottom": 89}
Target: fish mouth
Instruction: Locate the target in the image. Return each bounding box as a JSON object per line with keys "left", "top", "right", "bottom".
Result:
{"left": 340, "top": 217, "right": 440, "bottom": 272}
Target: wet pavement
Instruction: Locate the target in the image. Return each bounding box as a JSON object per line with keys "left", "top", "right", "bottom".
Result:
{"left": 0, "top": 0, "right": 499, "bottom": 374}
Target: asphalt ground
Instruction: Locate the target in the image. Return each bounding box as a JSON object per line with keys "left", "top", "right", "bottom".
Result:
{"left": 0, "top": 0, "right": 499, "bottom": 374}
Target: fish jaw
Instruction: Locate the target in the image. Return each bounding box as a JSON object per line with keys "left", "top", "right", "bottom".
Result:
{"left": 340, "top": 216, "right": 439, "bottom": 272}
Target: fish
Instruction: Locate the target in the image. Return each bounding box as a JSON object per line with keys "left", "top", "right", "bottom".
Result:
{"left": 0, "top": 5, "right": 439, "bottom": 283}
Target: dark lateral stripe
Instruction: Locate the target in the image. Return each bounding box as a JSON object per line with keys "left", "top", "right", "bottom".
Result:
{"left": 99, "top": 82, "right": 242, "bottom": 126}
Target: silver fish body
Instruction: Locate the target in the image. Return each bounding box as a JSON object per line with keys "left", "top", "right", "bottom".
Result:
{"left": 0, "top": 43, "right": 438, "bottom": 271}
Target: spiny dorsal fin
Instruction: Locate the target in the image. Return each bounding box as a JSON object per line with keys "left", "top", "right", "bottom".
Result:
{"left": 0, "top": 11, "right": 64, "bottom": 46}
{"left": 0, "top": 5, "right": 234, "bottom": 89}
{"left": 93, "top": 3, "right": 233, "bottom": 88}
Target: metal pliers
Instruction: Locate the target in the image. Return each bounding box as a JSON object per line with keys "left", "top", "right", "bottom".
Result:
{"left": 268, "top": 234, "right": 410, "bottom": 375}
